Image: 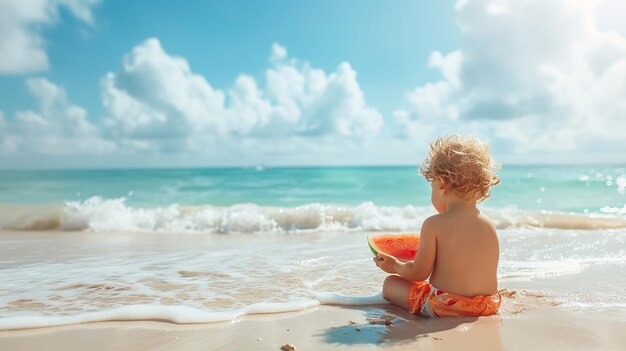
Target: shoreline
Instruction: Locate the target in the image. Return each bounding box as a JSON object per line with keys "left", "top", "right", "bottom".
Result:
{"left": 2, "top": 229, "right": 625, "bottom": 349}
{"left": 1, "top": 305, "right": 625, "bottom": 350}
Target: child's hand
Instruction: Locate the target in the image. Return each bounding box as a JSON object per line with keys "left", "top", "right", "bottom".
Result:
{"left": 373, "top": 252, "right": 398, "bottom": 274}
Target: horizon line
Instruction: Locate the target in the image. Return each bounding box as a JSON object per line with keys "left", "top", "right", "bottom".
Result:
{"left": 1, "top": 162, "right": 625, "bottom": 172}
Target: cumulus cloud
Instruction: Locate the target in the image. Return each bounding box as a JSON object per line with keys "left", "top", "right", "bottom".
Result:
{"left": 0, "top": 78, "right": 113, "bottom": 154}
{"left": 102, "top": 39, "right": 383, "bottom": 150}
{"left": 261, "top": 43, "right": 383, "bottom": 137}
{"left": 394, "top": 0, "right": 626, "bottom": 154}
{"left": 101, "top": 38, "right": 227, "bottom": 142}
{"left": 1, "top": 38, "right": 382, "bottom": 164}
{"left": 0, "top": 0, "right": 100, "bottom": 74}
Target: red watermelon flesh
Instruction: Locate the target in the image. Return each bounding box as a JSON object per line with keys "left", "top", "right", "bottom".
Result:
{"left": 368, "top": 234, "right": 420, "bottom": 262}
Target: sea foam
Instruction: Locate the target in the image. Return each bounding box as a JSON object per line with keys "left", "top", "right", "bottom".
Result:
{"left": 0, "top": 292, "right": 391, "bottom": 331}
{"left": 1, "top": 197, "right": 625, "bottom": 233}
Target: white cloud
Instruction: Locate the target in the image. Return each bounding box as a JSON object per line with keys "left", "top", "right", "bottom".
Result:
{"left": 394, "top": 0, "right": 626, "bottom": 155}
{"left": 264, "top": 48, "right": 383, "bottom": 137}
{"left": 102, "top": 39, "right": 383, "bottom": 151}
{"left": 0, "top": 0, "right": 100, "bottom": 74}
{"left": 1, "top": 38, "right": 383, "bottom": 165}
{"left": 101, "top": 38, "right": 227, "bottom": 143}
{"left": 0, "top": 78, "right": 113, "bottom": 154}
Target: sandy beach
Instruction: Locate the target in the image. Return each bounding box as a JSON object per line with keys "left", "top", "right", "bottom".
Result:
{"left": 1, "top": 228, "right": 625, "bottom": 350}
{"left": 1, "top": 305, "right": 625, "bottom": 350}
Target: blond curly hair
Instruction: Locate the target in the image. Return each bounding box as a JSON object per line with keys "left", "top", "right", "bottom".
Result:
{"left": 419, "top": 135, "right": 500, "bottom": 203}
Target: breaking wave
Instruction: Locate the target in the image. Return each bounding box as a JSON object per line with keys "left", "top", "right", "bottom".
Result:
{"left": 1, "top": 197, "right": 625, "bottom": 233}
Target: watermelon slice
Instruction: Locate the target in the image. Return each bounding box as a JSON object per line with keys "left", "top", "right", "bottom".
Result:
{"left": 368, "top": 234, "right": 420, "bottom": 262}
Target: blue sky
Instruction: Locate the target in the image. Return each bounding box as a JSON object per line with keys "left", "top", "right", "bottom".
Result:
{"left": 0, "top": 1, "right": 457, "bottom": 121}
{"left": 1, "top": 0, "right": 625, "bottom": 169}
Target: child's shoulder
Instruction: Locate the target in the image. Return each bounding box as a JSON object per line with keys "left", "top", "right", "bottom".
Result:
{"left": 422, "top": 211, "right": 497, "bottom": 233}
{"left": 420, "top": 213, "right": 447, "bottom": 234}
{"left": 476, "top": 212, "right": 497, "bottom": 230}
{"left": 423, "top": 211, "right": 459, "bottom": 224}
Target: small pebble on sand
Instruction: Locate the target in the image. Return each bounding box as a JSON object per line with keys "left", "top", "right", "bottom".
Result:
{"left": 280, "top": 343, "right": 296, "bottom": 351}
{"left": 257, "top": 338, "right": 262, "bottom": 341}
{"left": 368, "top": 316, "right": 394, "bottom": 326}
{"left": 348, "top": 320, "right": 356, "bottom": 324}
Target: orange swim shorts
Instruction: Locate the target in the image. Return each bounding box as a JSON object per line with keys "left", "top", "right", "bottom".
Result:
{"left": 407, "top": 281, "right": 501, "bottom": 318}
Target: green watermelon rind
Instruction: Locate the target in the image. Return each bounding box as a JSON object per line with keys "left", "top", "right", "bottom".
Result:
{"left": 367, "top": 237, "right": 380, "bottom": 257}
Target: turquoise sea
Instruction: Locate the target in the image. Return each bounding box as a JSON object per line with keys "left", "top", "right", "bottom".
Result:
{"left": 0, "top": 166, "right": 626, "bottom": 212}
{"left": 0, "top": 165, "right": 625, "bottom": 232}
{"left": 1, "top": 165, "right": 625, "bottom": 210}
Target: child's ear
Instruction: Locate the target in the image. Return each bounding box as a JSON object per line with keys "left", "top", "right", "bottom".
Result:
{"left": 436, "top": 177, "right": 445, "bottom": 189}
{"left": 436, "top": 177, "right": 447, "bottom": 195}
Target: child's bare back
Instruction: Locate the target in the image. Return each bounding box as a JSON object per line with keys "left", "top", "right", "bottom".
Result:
{"left": 427, "top": 207, "right": 499, "bottom": 297}
{"left": 373, "top": 135, "right": 501, "bottom": 317}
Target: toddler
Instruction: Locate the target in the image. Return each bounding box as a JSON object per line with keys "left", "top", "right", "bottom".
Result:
{"left": 374, "top": 135, "right": 501, "bottom": 317}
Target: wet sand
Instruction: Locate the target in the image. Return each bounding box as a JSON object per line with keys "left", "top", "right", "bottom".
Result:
{"left": 1, "top": 305, "right": 625, "bottom": 351}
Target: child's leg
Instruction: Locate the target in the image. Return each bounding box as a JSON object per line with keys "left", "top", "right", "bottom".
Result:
{"left": 382, "top": 275, "right": 412, "bottom": 310}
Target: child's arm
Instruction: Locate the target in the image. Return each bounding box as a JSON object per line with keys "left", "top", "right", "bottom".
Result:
{"left": 375, "top": 218, "right": 437, "bottom": 281}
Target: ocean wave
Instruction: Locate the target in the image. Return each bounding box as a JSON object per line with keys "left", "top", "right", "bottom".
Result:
{"left": 0, "top": 293, "right": 388, "bottom": 331}
{"left": 3, "top": 289, "right": 618, "bottom": 330}
{"left": 1, "top": 197, "right": 625, "bottom": 233}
